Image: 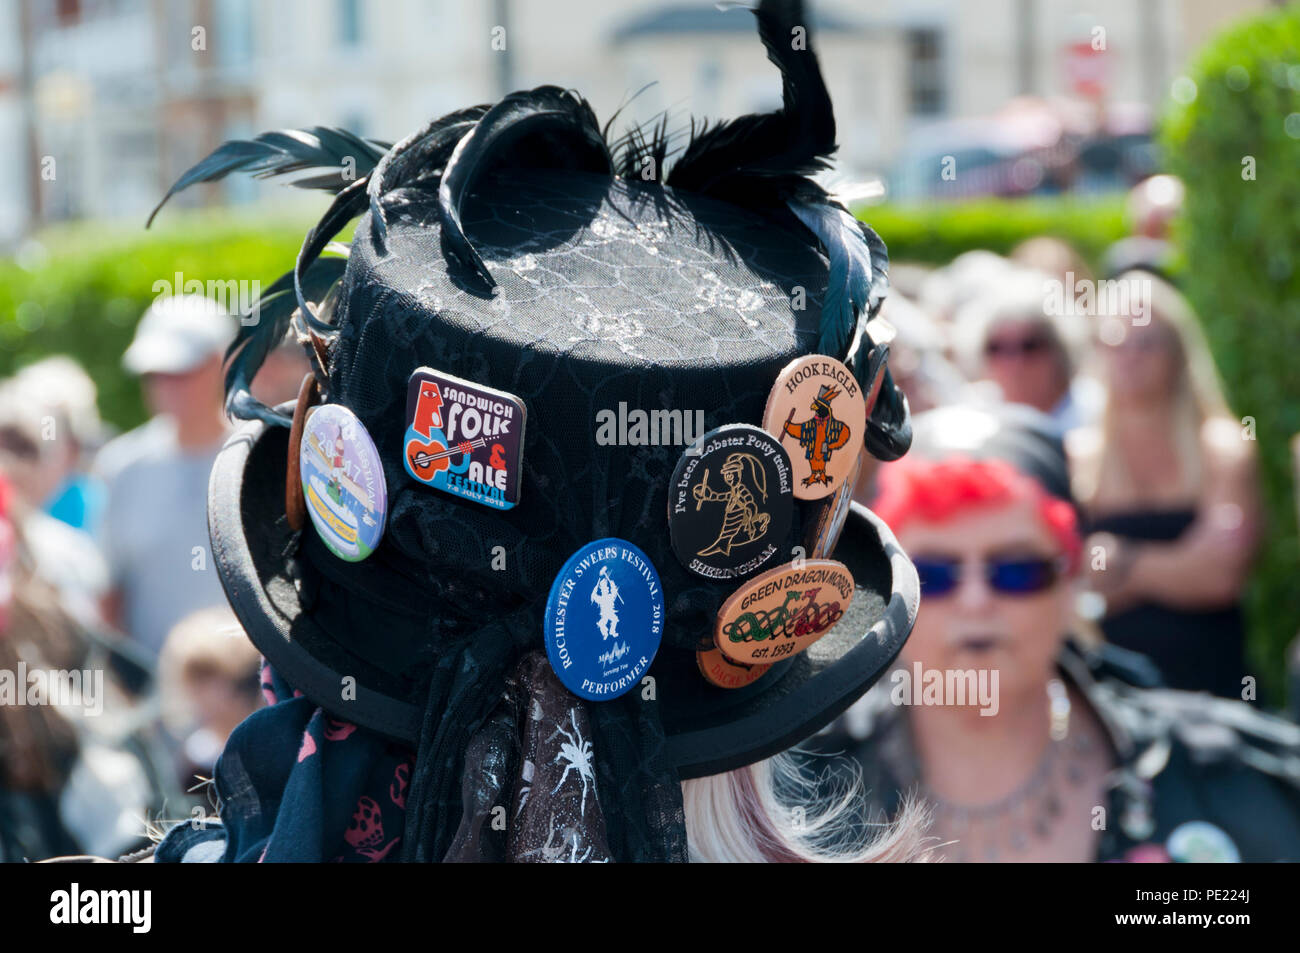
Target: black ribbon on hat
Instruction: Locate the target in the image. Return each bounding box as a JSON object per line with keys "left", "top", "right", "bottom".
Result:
{"left": 399, "top": 601, "right": 687, "bottom": 862}
{"left": 294, "top": 526, "right": 687, "bottom": 862}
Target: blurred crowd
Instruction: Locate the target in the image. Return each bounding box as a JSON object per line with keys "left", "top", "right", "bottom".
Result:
{"left": 0, "top": 173, "right": 1295, "bottom": 861}
{"left": 856, "top": 173, "right": 1261, "bottom": 700}
{"left": 826, "top": 173, "right": 1299, "bottom": 861}
{"left": 0, "top": 293, "right": 308, "bottom": 861}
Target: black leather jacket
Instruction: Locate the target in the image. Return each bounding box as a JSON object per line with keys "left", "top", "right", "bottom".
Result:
{"left": 808, "top": 639, "right": 1300, "bottom": 862}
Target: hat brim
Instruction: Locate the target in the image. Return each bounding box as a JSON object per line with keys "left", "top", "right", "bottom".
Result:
{"left": 209, "top": 410, "right": 917, "bottom": 780}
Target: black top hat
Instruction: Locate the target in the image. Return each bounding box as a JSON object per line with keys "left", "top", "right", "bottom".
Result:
{"left": 152, "top": 0, "right": 917, "bottom": 861}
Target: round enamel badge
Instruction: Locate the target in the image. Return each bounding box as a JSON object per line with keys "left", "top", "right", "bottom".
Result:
{"left": 1165, "top": 821, "right": 1240, "bottom": 863}
{"left": 763, "top": 355, "right": 866, "bottom": 501}
{"left": 299, "top": 404, "right": 387, "bottom": 561}
{"left": 668, "top": 424, "right": 794, "bottom": 580}
{"left": 544, "top": 539, "right": 664, "bottom": 701}
{"left": 714, "top": 559, "right": 854, "bottom": 664}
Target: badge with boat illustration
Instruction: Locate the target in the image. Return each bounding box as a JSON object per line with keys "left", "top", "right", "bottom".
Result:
{"left": 300, "top": 403, "right": 387, "bottom": 562}
{"left": 403, "top": 367, "right": 526, "bottom": 510}
{"left": 763, "top": 355, "right": 866, "bottom": 501}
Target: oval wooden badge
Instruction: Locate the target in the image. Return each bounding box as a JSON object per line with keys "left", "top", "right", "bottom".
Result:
{"left": 696, "top": 638, "right": 772, "bottom": 689}
{"left": 762, "top": 355, "right": 866, "bottom": 501}
{"left": 714, "top": 559, "right": 854, "bottom": 665}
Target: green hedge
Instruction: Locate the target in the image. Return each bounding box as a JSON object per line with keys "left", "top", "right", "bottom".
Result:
{"left": 1162, "top": 4, "right": 1300, "bottom": 704}
{"left": 857, "top": 196, "right": 1128, "bottom": 272}
{"left": 0, "top": 214, "right": 313, "bottom": 430}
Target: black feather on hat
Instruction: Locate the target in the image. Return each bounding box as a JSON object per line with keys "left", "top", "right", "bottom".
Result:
{"left": 151, "top": 0, "right": 918, "bottom": 862}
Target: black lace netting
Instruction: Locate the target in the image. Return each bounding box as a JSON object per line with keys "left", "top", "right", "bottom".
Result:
{"left": 308, "top": 167, "right": 836, "bottom": 861}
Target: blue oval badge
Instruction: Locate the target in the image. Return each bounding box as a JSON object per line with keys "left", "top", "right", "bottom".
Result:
{"left": 544, "top": 539, "right": 664, "bottom": 701}
{"left": 300, "top": 403, "right": 387, "bottom": 561}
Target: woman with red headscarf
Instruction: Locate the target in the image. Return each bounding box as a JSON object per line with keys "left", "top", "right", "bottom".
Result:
{"left": 810, "top": 404, "right": 1300, "bottom": 863}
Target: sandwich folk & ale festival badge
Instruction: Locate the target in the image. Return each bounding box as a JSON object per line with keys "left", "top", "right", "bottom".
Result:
{"left": 403, "top": 367, "right": 527, "bottom": 510}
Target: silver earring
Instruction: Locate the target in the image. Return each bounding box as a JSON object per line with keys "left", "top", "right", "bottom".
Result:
{"left": 1047, "top": 678, "right": 1070, "bottom": 741}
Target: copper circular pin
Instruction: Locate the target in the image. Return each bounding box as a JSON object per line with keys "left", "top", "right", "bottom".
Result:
{"left": 285, "top": 373, "right": 320, "bottom": 531}
{"left": 696, "top": 643, "right": 772, "bottom": 689}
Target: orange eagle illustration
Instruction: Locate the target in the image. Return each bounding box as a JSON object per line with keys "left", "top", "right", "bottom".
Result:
{"left": 782, "top": 383, "right": 851, "bottom": 487}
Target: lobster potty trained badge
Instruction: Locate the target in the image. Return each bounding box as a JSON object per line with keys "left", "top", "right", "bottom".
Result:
{"left": 545, "top": 539, "right": 665, "bottom": 701}
{"left": 763, "top": 355, "right": 866, "bottom": 501}
{"left": 300, "top": 404, "right": 388, "bottom": 562}
{"left": 403, "top": 367, "right": 526, "bottom": 510}
{"left": 669, "top": 424, "right": 793, "bottom": 580}
{"left": 715, "top": 559, "right": 855, "bottom": 664}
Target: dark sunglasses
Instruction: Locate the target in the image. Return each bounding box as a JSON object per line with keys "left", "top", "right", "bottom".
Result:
{"left": 985, "top": 334, "right": 1051, "bottom": 358}
{"left": 913, "top": 554, "right": 1067, "bottom": 597}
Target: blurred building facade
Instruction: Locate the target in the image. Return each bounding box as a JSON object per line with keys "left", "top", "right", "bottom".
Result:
{"left": 0, "top": 0, "right": 1277, "bottom": 247}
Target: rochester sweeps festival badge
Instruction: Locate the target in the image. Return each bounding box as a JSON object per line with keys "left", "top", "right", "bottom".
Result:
{"left": 300, "top": 404, "right": 387, "bottom": 562}
{"left": 544, "top": 538, "right": 664, "bottom": 701}
{"left": 403, "top": 366, "right": 526, "bottom": 510}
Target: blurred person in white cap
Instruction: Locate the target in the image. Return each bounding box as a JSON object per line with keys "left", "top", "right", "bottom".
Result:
{"left": 93, "top": 294, "right": 234, "bottom": 660}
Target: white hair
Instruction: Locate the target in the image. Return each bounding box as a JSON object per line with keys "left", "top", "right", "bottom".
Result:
{"left": 916, "top": 250, "right": 1020, "bottom": 324}
{"left": 683, "top": 751, "right": 933, "bottom": 863}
